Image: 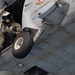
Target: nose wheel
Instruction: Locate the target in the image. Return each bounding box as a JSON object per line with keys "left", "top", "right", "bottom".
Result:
{"left": 12, "top": 32, "right": 33, "bottom": 59}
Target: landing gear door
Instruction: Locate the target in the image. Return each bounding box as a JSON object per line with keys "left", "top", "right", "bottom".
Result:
{"left": 35, "top": 0, "right": 57, "bottom": 19}
{"left": 22, "top": 0, "right": 57, "bottom": 29}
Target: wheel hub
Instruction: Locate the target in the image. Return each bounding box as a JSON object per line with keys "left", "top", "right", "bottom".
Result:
{"left": 14, "top": 37, "right": 24, "bottom": 50}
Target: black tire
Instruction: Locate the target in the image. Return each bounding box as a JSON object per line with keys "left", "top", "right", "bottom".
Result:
{"left": 12, "top": 32, "right": 33, "bottom": 59}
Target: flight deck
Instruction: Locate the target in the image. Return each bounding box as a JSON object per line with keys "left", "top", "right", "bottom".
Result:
{"left": 0, "top": 23, "right": 75, "bottom": 75}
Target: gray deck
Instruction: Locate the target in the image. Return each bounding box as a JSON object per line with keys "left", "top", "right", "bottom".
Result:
{"left": 1, "top": 23, "right": 75, "bottom": 75}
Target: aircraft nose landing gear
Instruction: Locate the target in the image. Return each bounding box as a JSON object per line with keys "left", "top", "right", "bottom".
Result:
{"left": 12, "top": 32, "right": 33, "bottom": 59}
